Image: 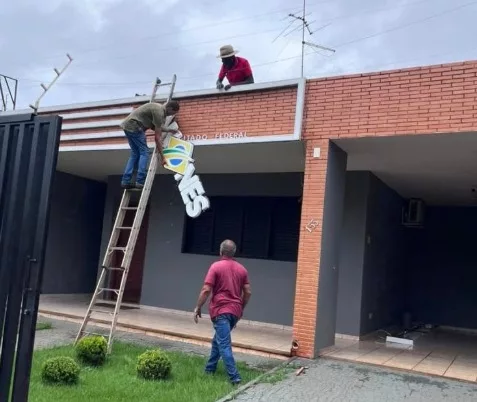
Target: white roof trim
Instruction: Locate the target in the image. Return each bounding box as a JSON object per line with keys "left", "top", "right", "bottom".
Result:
{"left": 61, "top": 131, "right": 124, "bottom": 141}
{"left": 293, "top": 78, "right": 306, "bottom": 140}
{"left": 62, "top": 119, "right": 122, "bottom": 131}
{"left": 59, "top": 133, "right": 297, "bottom": 151}
{"left": 3, "top": 78, "right": 302, "bottom": 115}
{"left": 60, "top": 107, "right": 132, "bottom": 120}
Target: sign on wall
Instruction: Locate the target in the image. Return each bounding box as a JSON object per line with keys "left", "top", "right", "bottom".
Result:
{"left": 162, "top": 136, "right": 210, "bottom": 219}
{"left": 182, "top": 132, "right": 247, "bottom": 142}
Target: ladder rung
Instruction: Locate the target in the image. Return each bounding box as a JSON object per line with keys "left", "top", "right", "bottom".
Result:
{"left": 105, "top": 267, "right": 125, "bottom": 271}
{"left": 116, "top": 226, "right": 133, "bottom": 230}
{"left": 121, "top": 207, "right": 138, "bottom": 210}
{"left": 99, "top": 288, "right": 120, "bottom": 293}
{"left": 109, "top": 247, "right": 126, "bottom": 251}
{"left": 91, "top": 309, "right": 114, "bottom": 315}
{"left": 82, "top": 331, "right": 107, "bottom": 338}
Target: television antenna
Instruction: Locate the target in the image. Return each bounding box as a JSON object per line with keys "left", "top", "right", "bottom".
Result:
{"left": 276, "top": 0, "right": 336, "bottom": 77}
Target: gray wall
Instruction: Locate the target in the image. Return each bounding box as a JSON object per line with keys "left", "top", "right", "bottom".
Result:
{"left": 359, "top": 174, "right": 406, "bottom": 335}
{"left": 336, "top": 172, "right": 370, "bottom": 335}
{"left": 42, "top": 171, "right": 106, "bottom": 294}
{"left": 336, "top": 172, "right": 406, "bottom": 337}
{"left": 314, "top": 142, "right": 347, "bottom": 352}
{"left": 337, "top": 173, "right": 477, "bottom": 336}
{"left": 100, "top": 173, "right": 303, "bottom": 326}
{"left": 405, "top": 207, "right": 477, "bottom": 329}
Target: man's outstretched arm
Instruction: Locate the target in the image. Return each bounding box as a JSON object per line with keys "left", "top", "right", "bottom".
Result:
{"left": 154, "top": 129, "right": 167, "bottom": 164}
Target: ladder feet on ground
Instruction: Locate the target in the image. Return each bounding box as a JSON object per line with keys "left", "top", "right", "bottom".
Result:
{"left": 75, "top": 74, "right": 178, "bottom": 354}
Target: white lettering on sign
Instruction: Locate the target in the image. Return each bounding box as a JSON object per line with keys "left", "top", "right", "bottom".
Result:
{"left": 174, "top": 163, "right": 210, "bottom": 219}
{"left": 181, "top": 132, "right": 247, "bottom": 142}
{"left": 183, "top": 134, "right": 208, "bottom": 141}
{"left": 215, "top": 132, "right": 247, "bottom": 139}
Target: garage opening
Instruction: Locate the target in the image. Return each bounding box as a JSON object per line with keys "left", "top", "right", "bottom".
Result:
{"left": 329, "top": 132, "right": 477, "bottom": 382}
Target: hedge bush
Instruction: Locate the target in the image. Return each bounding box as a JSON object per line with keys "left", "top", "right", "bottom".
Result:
{"left": 41, "top": 356, "right": 80, "bottom": 385}
{"left": 75, "top": 335, "right": 107, "bottom": 366}
{"left": 136, "top": 349, "right": 172, "bottom": 380}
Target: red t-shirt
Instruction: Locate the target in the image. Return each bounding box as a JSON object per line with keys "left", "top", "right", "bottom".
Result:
{"left": 204, "top": 256, "right": 250, "bottom": 320}
{"left": 218, "top": 57, "right": 253, "bottom": 85}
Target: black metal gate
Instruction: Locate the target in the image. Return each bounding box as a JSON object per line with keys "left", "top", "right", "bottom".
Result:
{"left": 0, "top": 113, "right": 62, "bottom": 401}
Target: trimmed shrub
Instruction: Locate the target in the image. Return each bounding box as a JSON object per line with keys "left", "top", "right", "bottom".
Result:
{"left": 75, "top": 335, "right": 108, "bottom": 366}
{"left": 136, "top": 349, "right": 172, "bottom": 380}
{"left": 41, "top": 356, "right": 80, "bottom": 385}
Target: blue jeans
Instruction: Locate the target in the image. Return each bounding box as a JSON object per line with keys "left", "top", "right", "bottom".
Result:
{"left": 121, "top": 130, "right": 150, "bottom": 185}
{"left": 205, "top": 313, "right": 241, "bottom": 384}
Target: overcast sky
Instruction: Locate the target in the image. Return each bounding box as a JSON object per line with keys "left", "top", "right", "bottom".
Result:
{"left": 2, "top": 0, "right": 476, "bottom": 109}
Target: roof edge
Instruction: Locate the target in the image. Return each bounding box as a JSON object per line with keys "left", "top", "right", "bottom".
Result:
{"left": 2, "top": 78, "right": 302, "bottom": 115}
{"left": 307, "top": 59, "right": 477, "bottom": 83}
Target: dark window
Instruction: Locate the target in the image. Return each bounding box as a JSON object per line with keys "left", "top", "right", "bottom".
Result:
{"left": 182, "top": 196, "right": 301, "bottom": 262}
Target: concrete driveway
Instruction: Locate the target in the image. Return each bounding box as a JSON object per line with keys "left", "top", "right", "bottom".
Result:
{"left": 233, "top": 357, "right": 477, "bottom": 402}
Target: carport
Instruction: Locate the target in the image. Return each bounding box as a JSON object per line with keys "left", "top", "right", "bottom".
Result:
{"left": 326, "top": 132, "right": 477, "bottom": 382}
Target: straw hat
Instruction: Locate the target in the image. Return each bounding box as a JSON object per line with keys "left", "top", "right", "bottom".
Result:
{"left": 217, "top": 45, "right": 239, "bottom": 58}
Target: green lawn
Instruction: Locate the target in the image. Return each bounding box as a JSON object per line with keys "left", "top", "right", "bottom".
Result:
{"left": 36, "top": 322, "right": 53, "bottom": 331}
{"left": 29, "top": 342, "right": 262, "bottom": 402}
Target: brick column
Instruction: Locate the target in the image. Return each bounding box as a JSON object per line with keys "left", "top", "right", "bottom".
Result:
{"left": 292, "top": 139, "right": 330, "bottom": 358}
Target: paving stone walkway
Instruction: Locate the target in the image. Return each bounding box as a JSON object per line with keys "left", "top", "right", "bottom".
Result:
{"left": 234, "top": 357, "right": 477, "bottom": 402}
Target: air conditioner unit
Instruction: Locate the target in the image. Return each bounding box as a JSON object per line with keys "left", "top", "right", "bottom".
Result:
{"left": 402, "top": 198, "right": 425, "bottom": 227}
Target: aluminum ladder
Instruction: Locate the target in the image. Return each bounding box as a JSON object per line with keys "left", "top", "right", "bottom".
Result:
{"left": 75, "top": 74, "right": 177, "bottom": 353}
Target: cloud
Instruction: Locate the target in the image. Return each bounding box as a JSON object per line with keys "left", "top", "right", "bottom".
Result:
{"left": 1, "top": 0, "right": 475, "bottom": 109}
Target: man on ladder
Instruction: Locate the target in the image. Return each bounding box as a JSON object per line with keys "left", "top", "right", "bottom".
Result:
{"left": 120, "top": 99, "right": 180, "bottom": 190}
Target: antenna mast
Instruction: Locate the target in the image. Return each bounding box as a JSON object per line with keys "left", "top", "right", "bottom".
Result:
{"left": 287, "top": 0, "right": 336, "bottom": 77}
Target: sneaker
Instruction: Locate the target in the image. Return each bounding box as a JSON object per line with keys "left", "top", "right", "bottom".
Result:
{"left": 121, "top": 182, "right": 134, "bottom": 189}
{"left": 134, "top": 183, "right": 144, "bottom": 190}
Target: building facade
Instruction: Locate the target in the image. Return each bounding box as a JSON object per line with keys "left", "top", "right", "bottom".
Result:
{"left": 7, "top": 59, "right": 477, "bottom": 359}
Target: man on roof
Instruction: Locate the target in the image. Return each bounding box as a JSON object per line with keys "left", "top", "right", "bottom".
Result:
{"left": 216, "top": 45, "right": 254, "bottom": 91}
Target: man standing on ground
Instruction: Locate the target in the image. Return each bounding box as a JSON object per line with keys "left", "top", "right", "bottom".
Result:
{"left": 216, "top": 45, "right": 254, "bottom": 91}
{"left": 193, "top": 239, "right": 252, "bottom": 385}
{"left": 120, "top": 100, "right": 180, "bottom": 190}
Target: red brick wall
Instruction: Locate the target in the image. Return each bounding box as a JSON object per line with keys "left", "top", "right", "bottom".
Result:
{"left": 176, "top": 88, "right": 296, "bottom": 138}
{"left": 303, "top": 60, "right": 477, "bottom": 139}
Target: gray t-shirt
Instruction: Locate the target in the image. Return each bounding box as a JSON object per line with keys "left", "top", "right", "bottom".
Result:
{"left": 120, "top": 103, "right": 166, "bottom": 133}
